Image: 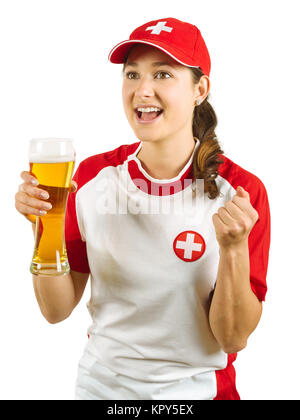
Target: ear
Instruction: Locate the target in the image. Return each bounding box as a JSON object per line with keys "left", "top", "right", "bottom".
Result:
{"left": 194, "top": 75, "right": 210, "bottom": 105}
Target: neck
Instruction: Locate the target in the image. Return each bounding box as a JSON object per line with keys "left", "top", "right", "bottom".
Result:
{"left": 136, "top": 134, "right": 197, "bottom": 180}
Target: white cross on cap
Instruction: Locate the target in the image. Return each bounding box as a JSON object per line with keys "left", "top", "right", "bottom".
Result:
{"left": 175, "top": 233, "right": 202, "bottom": 260}
{"left": 146, "top": 21, "right": 173, "bottom": 35}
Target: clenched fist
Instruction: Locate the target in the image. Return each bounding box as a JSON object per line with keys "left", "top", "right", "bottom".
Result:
{"left": 212, "top": 186, "right": 259, "bottom": 249}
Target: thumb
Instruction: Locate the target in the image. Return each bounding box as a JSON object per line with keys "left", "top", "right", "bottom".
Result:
{"left": 236, "top": 185, "right": 249, "bottom": 199}
{"left": 70, "top": 180, "right": 78, "bottom": 193}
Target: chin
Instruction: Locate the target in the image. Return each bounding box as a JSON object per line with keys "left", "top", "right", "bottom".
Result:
{"left": 133, "top": 126, "right": 167, "bottom": 142}
{"left": 135, "top": 133, "right": 164, "bottom": 143}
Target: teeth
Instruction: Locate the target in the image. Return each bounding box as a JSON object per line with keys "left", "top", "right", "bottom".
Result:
{"left": 137, "top": 107, "right": 162, "bottom": 113}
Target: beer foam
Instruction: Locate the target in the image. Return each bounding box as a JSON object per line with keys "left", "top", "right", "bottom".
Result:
{"left": 29, "top": 138, "right": 75, "bottom": 163}
{"left": 29, "top": 154, "right": 75, "bottom": 163}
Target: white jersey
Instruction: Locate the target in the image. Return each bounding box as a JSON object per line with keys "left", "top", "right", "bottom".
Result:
{"left": 65, "top": 138, "right": 271, "bottom": 400}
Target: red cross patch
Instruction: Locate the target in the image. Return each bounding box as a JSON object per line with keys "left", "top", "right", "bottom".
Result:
{"left": 173, "top": 231, "right": 206, "bottom": 262}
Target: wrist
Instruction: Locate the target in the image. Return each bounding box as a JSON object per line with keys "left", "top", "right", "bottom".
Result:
{"left": 219, "top": 240, "right": 249, "bottom": 257}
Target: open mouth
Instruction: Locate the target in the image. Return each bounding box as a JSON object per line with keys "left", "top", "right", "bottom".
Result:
{"left": 135, "top": 107, "right": 164, "bottom": 123}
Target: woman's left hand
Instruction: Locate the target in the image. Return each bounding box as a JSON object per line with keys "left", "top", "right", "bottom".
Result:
{"left": 212, "top": 186, "right": 259, "bottom": 249}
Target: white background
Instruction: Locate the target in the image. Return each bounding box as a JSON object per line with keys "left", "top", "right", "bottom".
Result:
{"left": 0, "top": 0, "right": 299, "bottom": 400}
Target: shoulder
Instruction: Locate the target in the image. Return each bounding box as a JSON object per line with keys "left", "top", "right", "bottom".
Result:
{"left": 74, "top": 141, "right": 140, "bottom": 189}
{"left": 217, "top": 154, "right": 269, "bottom": 207}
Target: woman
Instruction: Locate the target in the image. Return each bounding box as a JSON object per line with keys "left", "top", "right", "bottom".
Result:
{"left": 15, "top": 17, "right": 271, "bottom": 400}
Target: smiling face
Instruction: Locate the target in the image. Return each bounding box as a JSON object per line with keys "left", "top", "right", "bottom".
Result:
{"left": 122, "top": 44, "right": 204, "bottom": 144}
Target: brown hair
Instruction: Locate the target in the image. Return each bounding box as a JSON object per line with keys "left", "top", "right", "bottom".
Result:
{"left": 190, "top": 67, "right": 224, "bottom": 199}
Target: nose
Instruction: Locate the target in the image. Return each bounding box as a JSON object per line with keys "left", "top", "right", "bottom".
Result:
{"left": 134, "top": 76, "right": 155, "bottom": 99}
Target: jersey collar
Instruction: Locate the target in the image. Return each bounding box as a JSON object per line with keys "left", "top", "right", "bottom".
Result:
{"left": 127, "top": 138, "right": 200, "bottom": 196}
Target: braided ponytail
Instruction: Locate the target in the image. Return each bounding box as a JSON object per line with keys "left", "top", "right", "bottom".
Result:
{"left": 190, "top": 68, "right": 224, "bottom": 199}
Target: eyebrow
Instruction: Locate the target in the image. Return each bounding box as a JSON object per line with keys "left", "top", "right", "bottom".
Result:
{"left": 124, "top": 61, "right": 176, "bottom": 69}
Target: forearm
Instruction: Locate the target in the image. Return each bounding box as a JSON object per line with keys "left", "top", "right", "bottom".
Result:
{"left": 209, "top": 241, "right": 262, "bottom": 353}
{"left": 32, "top": 273, "right": 76, "bottom": 324}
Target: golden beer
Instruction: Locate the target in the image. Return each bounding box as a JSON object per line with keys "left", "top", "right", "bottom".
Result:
{"left": 29, "top": 139, "right": 75, "bottom": 276}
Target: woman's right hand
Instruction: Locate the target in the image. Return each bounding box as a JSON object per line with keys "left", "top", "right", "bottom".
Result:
{"left": 15, "top": 171, "right": 53, "bottom": 223}
{"left": 15, "top": 171, "right": 78, "bottom": 224}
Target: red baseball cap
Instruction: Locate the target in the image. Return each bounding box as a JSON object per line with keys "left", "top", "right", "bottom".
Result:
{"left": 108, "top": 17, "right": 211, "bottom": 76}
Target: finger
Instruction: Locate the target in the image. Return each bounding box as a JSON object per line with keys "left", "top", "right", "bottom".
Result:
{"left": 212, "top": 212, "right": 226, "bottom": 230}
{"left": 71, "top": 180, "right": 77, "bottom": 193}
{"left": 228, "top": 186, "right": 248, "bottom": 212}
{"left": 217, "top": 206, "right": 237, "bottom": 226}
{"left": 231, "top": 193, "right": 252, "bottom": 213}
{"left": 18, "top": 183, "right": 50, "bottom": 200}
{"left": 231, "top": 195, "right": 258, "bottom": 221}
{"left": 236, "top": 186, "right": 250, "bottom": 199}
{"left": 16, "top": 191, "right": 52, "bottom": 213}
{"left": 20, "top": 171, "right": 39, "bottom": 186}
{"left": 17, "top": 201, "right": 49, "bottom": 217}
{"left": 224, "top": 200, "right": 245, "bottom": 220}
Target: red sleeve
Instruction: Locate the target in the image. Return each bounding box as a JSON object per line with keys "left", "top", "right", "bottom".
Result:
{"left": 247, "top": 180, "right": 271, "bottom": 301}
{"left": 65, "top": 164, "right": 90, "bottom": 274}
{"left": 218, "top": 155, "right": 271, "bottom": 301}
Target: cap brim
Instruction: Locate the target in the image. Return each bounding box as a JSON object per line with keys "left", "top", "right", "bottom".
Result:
{"left": 108, "top": 39, "right": 200, "bottom": 68}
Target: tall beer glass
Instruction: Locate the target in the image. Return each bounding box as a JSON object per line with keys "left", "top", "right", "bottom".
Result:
{"left": 29, "top": 138, "right": 75, "bottom": 276}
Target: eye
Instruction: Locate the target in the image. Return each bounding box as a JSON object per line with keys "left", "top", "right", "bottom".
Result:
{"left": 125, "top": 71, "right": 139, "bottom": 80}
{"left": 155, "top": 71, "right": 171, "bottom": 79}
{"left": 124, "top": 70, "right": 172, "bottom": 80}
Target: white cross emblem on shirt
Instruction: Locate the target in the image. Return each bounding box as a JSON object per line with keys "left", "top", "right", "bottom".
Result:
{"left": 146, "top": 21, "right": 173, "bottom": 35}
{"left": 175, "top": 233, "right": 203, "bottom": 260}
